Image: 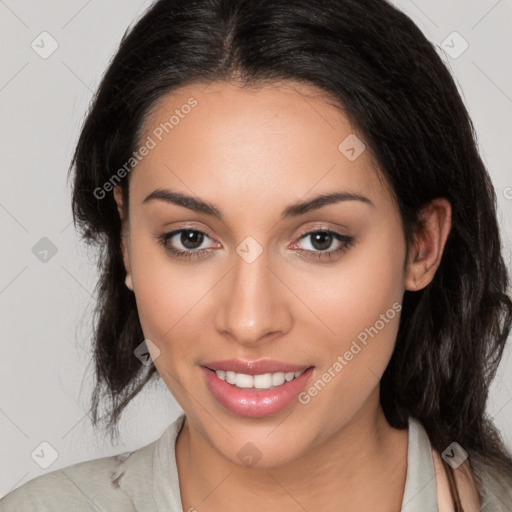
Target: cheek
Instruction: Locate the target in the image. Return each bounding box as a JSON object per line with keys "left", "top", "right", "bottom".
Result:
{"left": 129, "top": 249, "right": 204, "bottom": 405}
{"left": 311, "top": 225, "right": 405, "bottom": 345}
{"left": 126, "top": 236, "right": 197, "bottom": 369}
{"left": 128, "top": 230, "right": 204, "bottom": 331}
{"left": 304, "top": 226, "right": 405, "bottom": 404}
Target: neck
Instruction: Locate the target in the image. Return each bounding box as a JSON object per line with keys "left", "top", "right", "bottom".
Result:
{"left": 175, "top": 389, "right": 408, "bottom": 512}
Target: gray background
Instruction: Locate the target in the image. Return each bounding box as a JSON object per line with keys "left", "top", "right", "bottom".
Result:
{"left": 1, "top": 0, "right": 511, "bottom": 497}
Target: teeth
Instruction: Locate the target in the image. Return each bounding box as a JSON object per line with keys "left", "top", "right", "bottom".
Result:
{"left": 272, "top": 372, "right": 285, "bottom": 386}
{"left": 214, "top": 368, "right": 307, "bottom": 389}
{"left": 236, "top": 373, "right": 253, "bottom": 388}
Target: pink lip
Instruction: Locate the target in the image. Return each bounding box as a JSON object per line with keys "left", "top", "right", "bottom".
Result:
{"left": 201, "top": 358, "right": 311, "bottom": 375}
{"left": 200, "top": 365, "right": 315, "bottom": 418}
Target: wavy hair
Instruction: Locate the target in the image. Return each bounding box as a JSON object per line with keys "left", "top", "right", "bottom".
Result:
{"left": 68, "top": 0, "right": 512, "bottom": 508}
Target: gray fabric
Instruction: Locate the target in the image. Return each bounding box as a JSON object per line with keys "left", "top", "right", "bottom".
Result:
{"left": 1, "top": 414, "right": 511, "bottom": 511}
{"left": 400, "top": 417, "right": 439, "bottom": 511}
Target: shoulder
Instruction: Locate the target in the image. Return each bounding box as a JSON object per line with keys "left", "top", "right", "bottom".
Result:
{"left": 432, "top": 448, "right": 480, "bottom": 511}
{"left": 0, "top": 443, "right": 157, "bottom": 512}
{"left": 432, "top": 448, "right": 512, "bottom": 512}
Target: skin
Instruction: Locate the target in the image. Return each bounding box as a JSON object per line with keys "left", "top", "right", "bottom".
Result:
{"left": 433, "top": 450, "right": 481, "bottom": 511}
{"left": 113, "top": 80, "right": 456, "bottom": 511}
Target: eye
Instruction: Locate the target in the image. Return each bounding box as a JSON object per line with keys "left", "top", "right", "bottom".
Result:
{"left": 291, "top": 229, "right": 355, "bottom": 261}
{"left": 157, "top": 228, "right": 218, "bottom": 260}
{"left": 156, "top": 227, "right": 355, "bottom": 262}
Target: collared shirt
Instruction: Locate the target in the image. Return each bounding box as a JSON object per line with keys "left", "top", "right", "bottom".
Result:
{"left": 1, "top": 414, "right": 511, "bottom": 511}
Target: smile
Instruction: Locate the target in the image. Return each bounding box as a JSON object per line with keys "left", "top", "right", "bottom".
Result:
{"left": 211, "top": 368, "right": 308, "bottom": 389}
{"left": 200, "top": 364, "right": 315, "bottom": 417}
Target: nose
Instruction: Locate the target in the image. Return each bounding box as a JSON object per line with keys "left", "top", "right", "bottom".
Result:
{"left": 214, "top": 249, "right": 293, "bottom": 347}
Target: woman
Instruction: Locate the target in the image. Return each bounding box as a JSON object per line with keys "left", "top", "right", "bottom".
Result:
{"left": 2, "top": 0, "right": 511, "bottom": 510}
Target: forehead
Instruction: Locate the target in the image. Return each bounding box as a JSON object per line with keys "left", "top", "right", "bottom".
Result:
{"left": 129, "top": 80, "right": 390, "bottom": 214}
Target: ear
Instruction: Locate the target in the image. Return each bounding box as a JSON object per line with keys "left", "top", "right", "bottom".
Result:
{"left": 404, "top": 198, "right": 452, "bottom": 291}
{"left": 113, "top": 186, "right": 134, "bottom": 291}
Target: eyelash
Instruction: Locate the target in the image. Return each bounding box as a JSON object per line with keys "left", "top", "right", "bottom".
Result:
{"left": 156, "top": 228, "right": 355, "bottom": 262}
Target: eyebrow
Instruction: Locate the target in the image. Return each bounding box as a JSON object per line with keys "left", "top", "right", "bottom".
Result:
{"left": 142, "top": 188, "right": 374, "bottom": 220}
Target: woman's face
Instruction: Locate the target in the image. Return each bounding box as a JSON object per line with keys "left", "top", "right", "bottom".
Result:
{"left": 115, "top": 80, "right": 411, "bottom": 467}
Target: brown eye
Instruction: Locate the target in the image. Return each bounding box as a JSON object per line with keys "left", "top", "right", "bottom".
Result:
{"left": 294, "top": 229, "right": 355, "bottom": 261}
{"left": 308, "top": 231, "right": 335, "bottom": 251}
{"left": 179, "top": 230, "right": 205, "bottom": 250}
{"left": 157, "top": 229, "right": 216, "bottom": 260}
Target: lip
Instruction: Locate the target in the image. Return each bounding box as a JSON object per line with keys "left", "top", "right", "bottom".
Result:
{"left": 200, "top": 364, "right": 315, "bottom": 418}
{"left": 201, "top": 358, "right": 311, "bottom": 375}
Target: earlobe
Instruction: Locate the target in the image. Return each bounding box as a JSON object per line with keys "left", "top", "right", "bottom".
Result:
{"left": 404, "top": 198, "right": 452, "bottom": 292}
{"left": 121, "top": 236, "right": 134, "bottom": 292}
{"left": 125, "top": 274, "right": 134, "bottom": 291}
{"left": 113, "top": 186, "right": 134, "bottom": 292}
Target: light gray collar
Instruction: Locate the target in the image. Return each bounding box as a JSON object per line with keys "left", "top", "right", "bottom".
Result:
{"left": 400, "top": 416, "right": 439, "bottom": 511}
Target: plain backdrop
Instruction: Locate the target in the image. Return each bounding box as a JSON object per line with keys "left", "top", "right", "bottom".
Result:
{"left": 1, "top": 0, "right": 511, "bottom": 497}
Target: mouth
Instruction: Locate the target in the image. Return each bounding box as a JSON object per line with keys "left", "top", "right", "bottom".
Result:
{"left": 200, "top": 361, "right": 315, "bottom": 418}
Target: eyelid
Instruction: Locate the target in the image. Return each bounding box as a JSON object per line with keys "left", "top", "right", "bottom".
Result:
{"left": 291, "top": 223, "right": 349, "bottom": 242}
{"left": 157, "top": 221, "right": 217, "bottom": 240}
{"left": 296, "top": 222, "right": 348, "bottom": 235}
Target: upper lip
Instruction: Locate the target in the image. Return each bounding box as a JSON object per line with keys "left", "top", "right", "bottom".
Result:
{"left": 202, "top": 359, "right": 313, "bottom": 375}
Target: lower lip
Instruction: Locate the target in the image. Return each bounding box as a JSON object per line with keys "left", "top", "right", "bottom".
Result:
{"left": 200, "top": 366, "right": 315, "bottom": 418}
